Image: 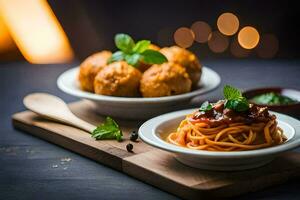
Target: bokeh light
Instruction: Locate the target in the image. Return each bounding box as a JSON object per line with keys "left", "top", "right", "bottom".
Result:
{"left": 217, "top": 13, "right": 239, "bottom": 36}
{"left": 256, "top": 34, "right": 279, "bottom": 58}
{"left": 173, "top": 27, "right": 194, "bottom": 48}
{"left": 238, "top": 26, "right": 260, "bottom": 49}
{"left": 0, "top": 16, "right": 15, "bottom": 52}
{"left": 191, "top": 21, "right": 211, "bottom": 43}
{"left": 230, "top": 37, "right": 251, "bottom": 58}
{"left": 208, "top": 31, "right": 229, "bottom": 53}
{"left": 0, "top": 0, "right": 74, "bottom": 63}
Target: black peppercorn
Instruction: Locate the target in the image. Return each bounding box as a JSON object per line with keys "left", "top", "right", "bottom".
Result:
{"left": 126, "top": 143, "right": 133, "bottom": 152}
{"left": 130, "top": 130, "right": 139, "bottom": 142}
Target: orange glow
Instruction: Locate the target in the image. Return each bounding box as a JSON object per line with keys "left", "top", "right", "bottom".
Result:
{"left": 0, "top": 0, "right": 74, "bottom": 63}
{"left": 191, "top": 21, "right": 211, "bottom": 43}
{"left": 238, "top": 26, "right": 260, "bottom": 49}
{"left": 256, "top": 34, "right": 279, "bottom": 58}
{"left": 174, "top": 27, "right": 194, "bottom": 48}
{"left": 230, "top": 37, "right": 251, "bottom": 58}
{"left": 0, "top": 17, "right": 15, "bottom": 52}
{"left": 208, "top": 31, "right": 229, "bottom": 53}
{"left": 217, "top": 13, "right": 239, "bottom": 36}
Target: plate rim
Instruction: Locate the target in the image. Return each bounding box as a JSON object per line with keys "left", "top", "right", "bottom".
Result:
{"left": 57, "top": 66, "right": 221, "bottom": 104}
{"left": 138, "top": 109, "right": 300, "bottom": 158}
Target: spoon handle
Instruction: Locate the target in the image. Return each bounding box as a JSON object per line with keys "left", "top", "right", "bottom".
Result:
{"left": 37, "top": 112, "right": 97, "bottom": 133}
{"left": 65, "top": 115, "right": 96, "bottom": 133}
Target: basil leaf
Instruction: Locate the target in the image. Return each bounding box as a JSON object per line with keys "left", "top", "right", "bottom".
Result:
{"left": 132, "top": 40, "right": 151, "bottom": 53}
{"left": 225, "top": 97, "right": 249, "bottom": 112}
{"left": 125, "top": 53, "right": 140, "bottom": 67}
{"left": 224, "top": 99, "right": 237, "bottom": 110}
{"left": 141, "top": 50, "right": 168, "bottom": 64}
{"left": 107, "top": 51, "right": 125, "bottom": 64}
{"left": 199, "top": 101, "right": 213, "bottom": 112}
{"left": 91, "top": 117, "right": 123, "bottom": 141}
{"left": 115, "top": 33, "right": 135, "bottom": 53}
{"left": 223, "top": 85, "right": 242, "bottom": 100}
{"left": 236, "top": 97, "right": 250, "bottom": 111}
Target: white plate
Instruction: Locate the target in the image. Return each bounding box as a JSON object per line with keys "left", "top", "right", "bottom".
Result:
{"left": 139, "top": 109, "right": 300, "bottom": 171}
{"left": 57, "top": 66, "right": 221, "bottom": 119}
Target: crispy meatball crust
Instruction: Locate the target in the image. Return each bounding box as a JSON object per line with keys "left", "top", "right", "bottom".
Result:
{"left": 78, "top": 51, "right": 112, "bottom": 92}
{"left": 160, "top": 46, "right": 202, "bottom": 87}
{"left": 94, "top": 61, "right": 142, "bottom": 97}
{"left": 140, "top": 62, "right": 192, "bottom": 97}
{"left": 148, "top": 44, "right": 160, "bottom": 51}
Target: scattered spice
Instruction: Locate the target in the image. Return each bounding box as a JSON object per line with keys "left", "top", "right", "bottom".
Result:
{"left": 129, "top": 130, "right": 139, "bottom": 142}
{"left": 126, "top": 143, "right": 133, "bottom": 152}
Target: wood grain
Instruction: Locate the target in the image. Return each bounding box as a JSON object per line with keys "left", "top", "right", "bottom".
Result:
{"left": 123, "top": 149, "right": 300, "bottom": 198}
{"left": 12, "top": 100, "right": 300, "bottom": 199}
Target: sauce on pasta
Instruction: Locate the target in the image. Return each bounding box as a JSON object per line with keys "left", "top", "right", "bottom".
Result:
{"left": 167, "top": 101, "right": 286, "bottom": 151}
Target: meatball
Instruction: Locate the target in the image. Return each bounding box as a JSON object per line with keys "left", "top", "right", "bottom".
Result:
{"left": 148, "top": 44, "right": 160, "bottom": 51}
{"left": 94, "top": 61, "right": 142, "bottom": 97}
{"left": 160, "top": 46, "right": 202, "bottom": 87}
{"left": 78, "top": 51, "right": 112, "bottom": 92}
{"left": 140, "top": 62, "right": 192, "bottom": 97}
{"left": 138, "top": 44, "right": 161, "bottom": 72}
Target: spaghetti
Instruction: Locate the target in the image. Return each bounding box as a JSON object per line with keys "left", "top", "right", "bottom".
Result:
{"left": 167, "top": 102, "right": 286, "bottom": 151}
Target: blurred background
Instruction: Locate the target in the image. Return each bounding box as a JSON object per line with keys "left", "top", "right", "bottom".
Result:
{"left": 0, "top": 0, "right": 299, "bottom": 64}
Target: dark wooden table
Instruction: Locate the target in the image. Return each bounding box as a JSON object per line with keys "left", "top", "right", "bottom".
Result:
{"left": 1, "top": 60, "right": 300, "bottom": 200}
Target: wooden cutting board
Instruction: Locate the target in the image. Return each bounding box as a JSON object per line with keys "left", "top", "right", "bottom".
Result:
{"left": 12, "top": 100, "right": 300, "bottom": 199}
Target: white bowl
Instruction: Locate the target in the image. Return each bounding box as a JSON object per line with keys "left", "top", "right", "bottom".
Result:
{"left": 139, "top": 109, "right": 300, "bottom": 171}
{"left": 57, "top": 66, "right": 221, "bottom": 120}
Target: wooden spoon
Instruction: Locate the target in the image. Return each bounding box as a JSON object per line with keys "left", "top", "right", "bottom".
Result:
{"left": 23, "top": 93, "right": 96, "bottom": 133}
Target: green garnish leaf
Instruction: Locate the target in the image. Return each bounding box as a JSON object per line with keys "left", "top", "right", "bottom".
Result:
{"left": 225, "top": 97, "right": 249, "bottom": 112}
{"left": 91, "top": 117, "right": 123, "bottom": 141}
{"left": 125, "top": 53, "right": 141, "bottom": 66}
{"left": 141, "top": 49, "right": 168, "bottom": 64}
{"left": 109, "top": 33, "right": 168, "bottom": 67}
{"left": 199, "top": 101, "right": 213, "bottom": 112}
{"left": 223, "top": 85, "right": 242, "bottom": 100}
{"left": 132, "top": 40, "right": 151, "bottom": 53}
{"left": 115, "top": 33, "right": 135, "bottom": 53}
{"left": 107, "top": 51, "right": 125, "bottom": 64}
{"left": 223, "top": 85, "right": 250, "bottom": 112}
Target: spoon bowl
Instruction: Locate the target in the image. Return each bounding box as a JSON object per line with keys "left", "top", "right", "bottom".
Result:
{"left": 23, "top": 93, "right": 96, "bottom": 133}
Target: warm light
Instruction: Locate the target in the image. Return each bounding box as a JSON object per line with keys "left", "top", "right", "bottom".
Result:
{"left": 238, "top": 26, "right": 260, "bottom": 49}
{"left": 0, "top": 16, "right": 15, "bottom": 52}
{"left": 0, "top": 0, "right": 74, "bottom": 63}
{"left": 217, "top": 13, "right": 239, "bottom": 36}
{"left": 174, "top": 27, "right": 194, "bottom": 48}
{"left": 208, "top": 31, "right": 229, "bottom": 53}
{"left": 256, "top": 34, "right": 279, "bottom": 58}
{"left": 191, "top": 21, "right": 211, "bottom": 43}
{"left": 230, "top": 37, "right": 251, "bottom": 58}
